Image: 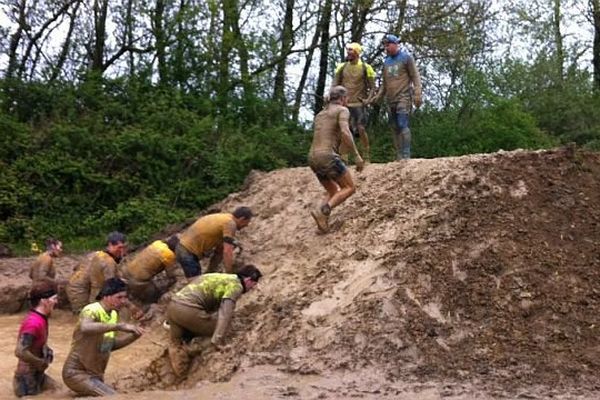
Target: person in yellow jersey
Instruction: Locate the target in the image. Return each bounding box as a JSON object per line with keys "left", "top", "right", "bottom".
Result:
{"left": 65, "top": 232, "right": 128, "bottom": 314}
{"left": 62, "top": 278, "right": 144, "bottom": 396}
{"left": 333, "top": 42, "right": 376, "bottom": 162}
{"left": 121, "top": 235, "right": 179, "bottom": 304}
{"left": 165, "top": 264, "right": 262, "bottom": 376}
{"left": 176, "top": 207, "right": 253, "bottom": 278}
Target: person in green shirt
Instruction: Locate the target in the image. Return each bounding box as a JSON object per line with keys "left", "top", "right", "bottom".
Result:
{"left": 165, "top": 265, "right": 262, "bottom": 376}
{"left": 62, "top": 278, "right": 144, "bottom": 396}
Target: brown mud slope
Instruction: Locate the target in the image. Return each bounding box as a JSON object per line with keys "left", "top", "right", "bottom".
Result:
{"left": 3, "top": 147, "right": 600, "bottom": 398}
{"left": 119, "top": 147, "right": 599, "bottom": 396}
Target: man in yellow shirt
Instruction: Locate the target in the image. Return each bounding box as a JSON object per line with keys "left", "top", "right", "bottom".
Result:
{"left": 176, "top": 207, "right": 253, "bottom": 278}
{"left": 121, "top": 235, "right": 179, "bottom": 304}
{"left": 333, "top": 42, "right": 376, "bottom": 162}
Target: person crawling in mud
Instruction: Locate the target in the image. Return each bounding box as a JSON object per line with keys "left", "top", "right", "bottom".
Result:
{"left": 13, "top": 281, "right": 59, "bottom": 397}
{"left": 66, "top": 231, "right": 128, "bottom": 314}
{"left": 308, "top": 85, "right": 365, "bottom": 233}
{"left": 176, "top": 207, "right": 252, "bottom": 279}
{"left": 121, "top": 235, "right": 179, "bottom": 305}
{"left": 165, "top": 264, "right": 262, "bottom": 376}
{"left": 62, "top": 278, "right": 144, "bottom": 396}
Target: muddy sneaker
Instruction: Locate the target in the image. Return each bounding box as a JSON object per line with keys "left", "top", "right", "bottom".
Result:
{"left": 310, "top": 206, "right": 329, "bottom": 233}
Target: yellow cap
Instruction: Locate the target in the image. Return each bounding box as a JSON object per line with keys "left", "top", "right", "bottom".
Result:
{"left": 346, "top": 42, "right": 363, "bottom": 54}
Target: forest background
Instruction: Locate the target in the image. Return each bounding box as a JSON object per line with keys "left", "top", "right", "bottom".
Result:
{"left": 0, "top": 0, "right": 599, "bottom": 253}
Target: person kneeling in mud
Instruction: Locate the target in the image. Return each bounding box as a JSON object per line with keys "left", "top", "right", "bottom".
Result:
{"left": 13, "top": 281, "right": 59, "bottom": 397}
{"left": 121, "top": 235, "right": 180, "bottom": 305}
{"left": 62, "top": 278, "right": 144, "bottom": 396}
{"left": 165, "top": 265, "right": 262, "bottom": 376}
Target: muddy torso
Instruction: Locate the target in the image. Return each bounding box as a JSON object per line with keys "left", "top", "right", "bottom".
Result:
{"left": 123, "top": 241, "right": 176, "bottom": 282}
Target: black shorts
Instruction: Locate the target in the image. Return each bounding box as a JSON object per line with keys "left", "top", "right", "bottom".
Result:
{"left": 309, "top": 154, "right": 347, "bottom": 182}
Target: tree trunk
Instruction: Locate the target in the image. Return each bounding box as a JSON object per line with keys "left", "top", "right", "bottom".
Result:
{"left": 552, "top": 0, "right": 564, "bottom": 81}
{"left": 153, "top": 0, "right": 168, "bottom": 85}
{"left": 292, "top": 11, "right": 322, "bottom": 121}
{"left": 50, "top": 0, "right": 82, "bottom": 82}
{"left": 226, "top": 0, "right": 251, "bottom": 97}
{"left": 592, "top": 0, "right": 600, "bottom": 90}
{"left": 313, "top": 0, "right": 333, "bottom": 114}
{"left": 91, "top": 0, "right": 109, "bottom": 73}
{"left": 350, "top": 0, "right": 373, "bottom": 42}
{"left": 273, "top": 0, "right": 295, "bottom": 103}
{"left": 6, "top": 0, "right": 27, "bottom": 81}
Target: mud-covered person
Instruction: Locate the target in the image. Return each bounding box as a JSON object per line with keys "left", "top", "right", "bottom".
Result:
{"left": 29, "top": 238, "right": 69, "bottom": 307}
{"left": 121, "top": 235, "right": 179, "bottom": 305}
{"left": 62, "top": 278, "right": 144, "bottom": 396}
{"left": 29, "top": 238, "right": 63, "bottom": 284}
{"left": 368, "top": 34, "right": 422, "bottom": 160}
{"left": 176, "top": 207, "right": 252, "bottom": 279}
{"left": 66, "top": 231, "right": 141, "bottom": 317}
{"left": 333, "top": 42, "right": 376, "bottom": 162}
{"left": 165, "top": 265, "right": 262, "bottom": 376}
{"left": 309, "top": 85, "right": 365, "bottom": 233}
{"left": 13, "top": 281, "right": 59, "bottom": 397}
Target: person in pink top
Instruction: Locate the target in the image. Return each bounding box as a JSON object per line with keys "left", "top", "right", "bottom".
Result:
{"left": 13, "top": 281, "right": 59, "bottom": 397}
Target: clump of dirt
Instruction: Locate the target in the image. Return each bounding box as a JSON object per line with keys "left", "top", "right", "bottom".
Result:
{"left": 3, "top": 147, "right": 600, "bottom": 398}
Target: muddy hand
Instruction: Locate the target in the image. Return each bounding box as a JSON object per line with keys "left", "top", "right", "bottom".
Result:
{"left": 355, "top": 155, "right": 365, "bottom": 172}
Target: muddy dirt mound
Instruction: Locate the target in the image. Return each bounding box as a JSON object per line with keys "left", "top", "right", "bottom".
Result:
{"left": 3, "top": 147, "right": 600, "bottom": 398}
{"left": 128, "top": 147, "right": 600, "bottom": 395}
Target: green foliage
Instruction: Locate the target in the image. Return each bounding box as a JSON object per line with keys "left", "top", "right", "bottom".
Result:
{"left": 0, "top": 77, "right": 309, "bottom": 250}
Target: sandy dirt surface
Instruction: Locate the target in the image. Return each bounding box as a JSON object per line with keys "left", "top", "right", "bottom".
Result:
{"left": 1, "top": 147, "right": 600, "bottom": 399}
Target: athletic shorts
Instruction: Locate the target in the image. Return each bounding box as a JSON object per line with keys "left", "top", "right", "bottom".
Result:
{"left": 309, "top": 153, "right": 347, "bottom": 182}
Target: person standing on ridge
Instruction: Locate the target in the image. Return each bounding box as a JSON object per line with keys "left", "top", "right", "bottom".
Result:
{"left": 308, "top": 85, "right": 364, "bottom": 233}
{"left": 333, "top": 42, "right": 376, "bottom": 162}
{"left": 369, "top": 34, "right": 422, "bottom": 160}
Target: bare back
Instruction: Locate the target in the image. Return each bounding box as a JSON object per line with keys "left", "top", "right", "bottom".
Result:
{"left": 309, "top": 103, "right": 350, "bottom": 157}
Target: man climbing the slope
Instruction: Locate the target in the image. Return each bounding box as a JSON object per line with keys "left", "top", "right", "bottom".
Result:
{"left": 121, "top": 235, "right": 179, "bottom": 304}
{"left": 165, "top": 264, "right": 262, "bottom": 376}
{"left": 308, "top": 85, "right": 365, "bottom": 233}
{"left": 176, "top": 207, "right": 252, "bottom": 279}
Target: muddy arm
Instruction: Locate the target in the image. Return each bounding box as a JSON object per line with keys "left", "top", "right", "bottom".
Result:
{"left": 211, "top": 299, "right": 236, "bottom": 345}
{"left": 15, "top": 333, "right": 47, "bottom": 371}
